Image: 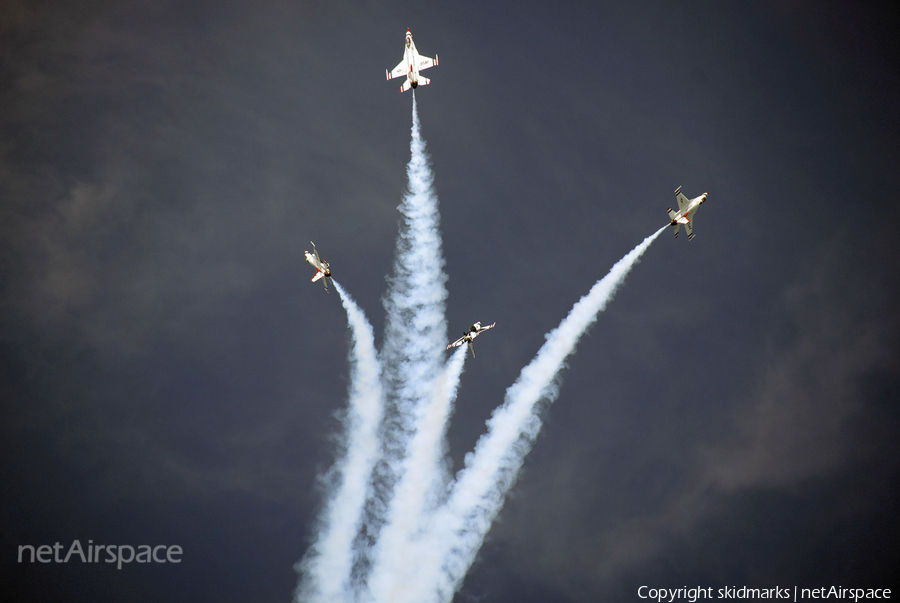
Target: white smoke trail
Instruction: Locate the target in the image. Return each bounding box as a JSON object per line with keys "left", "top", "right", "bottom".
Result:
{"left": 380, "top": 93, "right": 448, "bottom": 417}
{"left": 366, "top": 345, "right": 467, "bottom": 602}
{"left": 294, "top": 89, "right": 669, "bottom": 603}
{"left": 367, "top": 94, "right": 454, "bottom": 603}
{"left": 413, "top": 226, "right": 668, "bottom": 603}
{"left": 295, "top": 281, "right": 384, "bottom": 603}
{"left": 427, "top": 345, "right": 469, "bottom": 492}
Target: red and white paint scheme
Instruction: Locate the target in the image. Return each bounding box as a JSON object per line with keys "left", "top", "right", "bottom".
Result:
{"left": 304, "top": 241, "right": 333, "bottom": 292}
{"left": 667, "top": 186, "right": 709, "bottom": 240}
{"left": 385, "top": 29, "right": 438, "bottom": 93}
{"left": 447, "top": 322, "right": 496, "bottom": 358}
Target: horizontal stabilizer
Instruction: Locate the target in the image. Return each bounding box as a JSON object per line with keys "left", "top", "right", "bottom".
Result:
{"left": 311, "top": 272, "right": 323, "bottom": 282}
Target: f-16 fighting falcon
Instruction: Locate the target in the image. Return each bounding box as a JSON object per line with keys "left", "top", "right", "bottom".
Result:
{"left": 386, "top": 29, "right": 438, "bottom": 93}
{"left": 447, "top": 322, "right": 496, "bottom": 358}
{"left": 667, "top": 186, "right": 709, "bottom": 240}
{"left": 304, "top": 242, "right": 332, "bottom": 292}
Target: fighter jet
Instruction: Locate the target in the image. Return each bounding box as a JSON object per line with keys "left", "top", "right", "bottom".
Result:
{"left": 447, "top": 322, "right": 496, "bottom": 358}
{"left": 667, "top": 186, "right": 709, "bottom": 240}
{"left": 386, "top": 29, "right": 438, "bottom": 93}
{"left": 304, "top": 242, "right": 332, "bottom": 292}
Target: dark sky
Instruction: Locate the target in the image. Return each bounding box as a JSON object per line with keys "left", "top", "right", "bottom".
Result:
{"left": 2, "top": 1, "right": 899, "bottom": 601}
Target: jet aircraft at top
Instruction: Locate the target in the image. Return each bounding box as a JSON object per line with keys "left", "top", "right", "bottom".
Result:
{"left": 667, "top": 186, "right": 709, "bottom": 240}
{"left": 386, "top": 29, "right": 438, "bottom": 93}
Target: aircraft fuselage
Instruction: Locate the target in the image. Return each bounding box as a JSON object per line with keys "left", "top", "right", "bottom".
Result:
{"left": 669, "top": 195, "right": 706, "bottom": 225}
{"left": 304, "top": 251, "right": 330, "bottom": 277}
{"left": 404, "top": 33, "right": 420, "bottom": 87}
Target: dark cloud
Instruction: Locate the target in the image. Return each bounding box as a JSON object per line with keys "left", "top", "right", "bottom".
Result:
{"left": 2, "top": 1, "right": 898, "bottom": 602}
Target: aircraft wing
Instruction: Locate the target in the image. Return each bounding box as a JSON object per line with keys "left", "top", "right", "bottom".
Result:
{"left": 447, "top": 335, "right": 466, "bottom": 349}
{"left": 417, "top": 54, "right": 437, "bottom": 70}
{"left": 685, "top": 219, "right": 693, "bottom": 239}
{"left": 387, "top": 60, "right": 407, "bottom": 80}
{"left": 481, "top": 322, "right": 496, "bottom": 331}
{"left": 467, "top": 340, "right": 476, "bottom": 358}
{"left": 676, "top": 191, "right": 689, "bottom": 212}
{"left": 311, "top": 272, "right": 324, "bottom": 282}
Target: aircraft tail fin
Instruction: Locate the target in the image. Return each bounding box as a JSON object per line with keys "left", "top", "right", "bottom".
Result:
{"left": 467, "top": 340, "right": 475, "bottom": 358}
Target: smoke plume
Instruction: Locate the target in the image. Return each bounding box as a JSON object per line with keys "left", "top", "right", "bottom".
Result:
{"left": 296, "top": 95, "right": 666, "bottom": 603}
{"left": 295, "top": 281, "right": 384, "bottom": 603}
